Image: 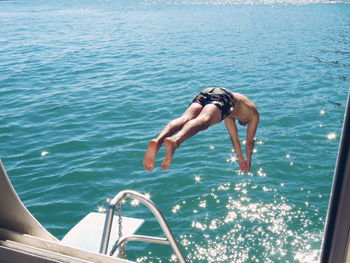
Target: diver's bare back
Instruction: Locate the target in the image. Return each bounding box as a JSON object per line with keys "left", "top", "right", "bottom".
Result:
{"left": 227, "top": 92, "right": 258, "bottom": 122}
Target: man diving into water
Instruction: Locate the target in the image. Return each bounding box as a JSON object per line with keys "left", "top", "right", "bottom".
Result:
{"left": 143, "top": 87, "right": 259, "bottom": 172}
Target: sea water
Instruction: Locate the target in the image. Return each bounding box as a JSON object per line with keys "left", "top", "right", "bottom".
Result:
{"left": 0, "top": 0, "right": 349, "bottom": 262}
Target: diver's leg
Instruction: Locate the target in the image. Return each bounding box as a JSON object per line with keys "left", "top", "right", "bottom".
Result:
{"left": 155, "top": 103, "right": 203, "bottom": 143}
{"left": 143, "top": 103, "right": 203, "bottom": 171}
{"left": 161, "top": 104, "right": 221, "bottom": 170}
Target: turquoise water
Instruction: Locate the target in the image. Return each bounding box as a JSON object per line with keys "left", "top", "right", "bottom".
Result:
{"left": 1, "top": 0, "right": 349, "bottom": 262}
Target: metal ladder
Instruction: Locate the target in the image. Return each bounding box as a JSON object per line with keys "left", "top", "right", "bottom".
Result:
{"left": 99, "top": 190, "right": 187, "bottom": 263}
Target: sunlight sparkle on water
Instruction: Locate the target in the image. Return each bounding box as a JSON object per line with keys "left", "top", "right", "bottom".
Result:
{"left": 199, "top": 200, "right": 207, "bottom": 208}
{"left": 179, "top": 180, "right": 323, "bottom": 262}
{"left": 194, "top": 175, "right": 201, "bottom": 182}
{"left": 131, "top": 199, "right": 139, "bottom": 206}
{"left": 294, "top": 250, "right": 320, "bottom": 263}
{"left": 172, "top": 204, "right": 181, "bottom": 213}
{"left": 257, "top": 168, "right": 266, "bottom": 177}
{"left": 218, "top": 183, "right": 230, "bottom": 191}
{"left": 327, "top": 132, "right": 336, "bottom": 140}
{"left": 209, "top": 219, "right": 218, "bottom": 230}
{"left": 226, "top": 154, "right": 237, "bottom": 163}
{"left": 97, "top": 206, "right": 106, "bottom": 213}
{"left": 192, "top": 221, "right": 206, "bottom": 231}
{"left": 320, "top": 109, "right": 326, "bottom": 115}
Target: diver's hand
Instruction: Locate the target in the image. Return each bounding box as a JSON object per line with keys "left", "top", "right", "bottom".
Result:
{"left": 245, "top": 159, "right": 251, "bottom": 172}
{"left": 239, "top": 159, "right": 248, "bottom": 172}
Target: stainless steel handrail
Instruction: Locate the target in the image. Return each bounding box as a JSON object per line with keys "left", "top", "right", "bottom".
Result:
{"left": 99, "top": 190, "right": 187, "bottom": 263}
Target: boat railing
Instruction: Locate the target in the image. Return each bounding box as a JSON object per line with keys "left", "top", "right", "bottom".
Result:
{"left": 99, "top": 190, "right": 187, "bottom": 263}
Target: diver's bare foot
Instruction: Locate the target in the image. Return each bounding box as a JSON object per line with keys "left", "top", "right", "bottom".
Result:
{"left": 143, "top": 139, "right": 160, "bottom": 171}
{"left": 161, "top": 137, "right": 178, "bottom": 170}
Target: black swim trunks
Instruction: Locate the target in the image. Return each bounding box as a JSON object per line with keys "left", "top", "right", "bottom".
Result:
{"left": 192, "top": 87, "right": 235, "bottom": 120}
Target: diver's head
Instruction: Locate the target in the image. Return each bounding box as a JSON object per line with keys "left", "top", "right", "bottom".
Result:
{"left": 238, "top": 120, "right": 247, "bottom": 126}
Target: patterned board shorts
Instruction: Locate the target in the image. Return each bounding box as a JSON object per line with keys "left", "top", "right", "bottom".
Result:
{"left": 192, "top": 87, "right": 235, "bottom": 120}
